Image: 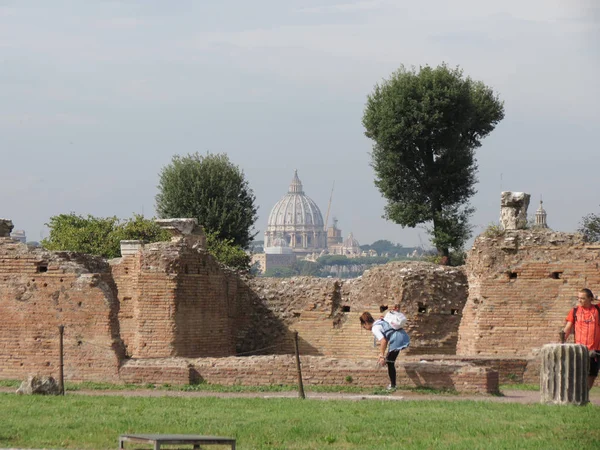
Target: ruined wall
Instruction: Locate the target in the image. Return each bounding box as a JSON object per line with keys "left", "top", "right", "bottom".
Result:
{"left": 246, "top": 262, "right": 469, "bottom": 358}
{"left": 119, "top": 355, "right": 498, "bottom": 394}
{"left": 0, "top": 238, "right": 126, "bottom": 381}
{"left": 112, "top": 241, "right": 263, "bottom": 359}
{"left": 457, "top": 230, "right": 600, "bottom": 357}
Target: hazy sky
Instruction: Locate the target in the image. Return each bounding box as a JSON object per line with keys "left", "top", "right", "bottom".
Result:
{"left": 1, "top": 0, "right": 598, "bottom": 248}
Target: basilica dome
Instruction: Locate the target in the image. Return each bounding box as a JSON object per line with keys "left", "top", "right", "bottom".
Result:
{"left": 264, "top": 171, "right": 327, "bottom": 254}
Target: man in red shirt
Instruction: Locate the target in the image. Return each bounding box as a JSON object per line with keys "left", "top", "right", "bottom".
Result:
{"left": 563, "top": 288, "right": 600, "bottom": 390}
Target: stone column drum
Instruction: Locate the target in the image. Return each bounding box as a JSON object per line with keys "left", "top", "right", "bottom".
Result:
{"left": 540, "top": 344, "right": 589, "bottom": 405}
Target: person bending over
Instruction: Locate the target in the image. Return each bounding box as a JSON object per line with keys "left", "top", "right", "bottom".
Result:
{"left": 360, "top": 311, "right": 410, "bottom": 391}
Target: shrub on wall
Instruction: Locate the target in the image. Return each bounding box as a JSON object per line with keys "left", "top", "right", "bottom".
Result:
{"left": 42, "top": 213, "right": 170, "bottom": 259}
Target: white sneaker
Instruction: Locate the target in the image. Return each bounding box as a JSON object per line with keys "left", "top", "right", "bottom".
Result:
{"left": 386, "top": 384, "right": 397, "bottom": 391}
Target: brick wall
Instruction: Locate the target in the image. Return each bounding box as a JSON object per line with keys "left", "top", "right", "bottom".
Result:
{"left": 247, "top": 262, "right": 469, "bottom": 357}
{"left": 457, "top": 230, "right": 600, "bottom": 357}
{"left": 4, "top": 227, "right": 557, "bottom": 391}
{"left": 112, "top": 242, "right": 258, "bottom": 358}
{"left": 0, "top": 238, "right": 125, "bottom": 382}
{"left": 120, "top": 355, "right": 498, "bottom": 394}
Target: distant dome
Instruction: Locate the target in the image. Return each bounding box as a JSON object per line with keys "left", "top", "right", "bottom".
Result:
{"left": 343, "top": 232, "right": 360, "bottom": 249}
{"left": 264, "top": 170, "right": 327, "bottom": 254}
{"left": 267, "top": 171, "right": 324, "bottom": 228}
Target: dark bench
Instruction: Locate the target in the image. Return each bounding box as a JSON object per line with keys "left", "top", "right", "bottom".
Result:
{"left": 119, "top": 433, "right": 236, "bottom": 449}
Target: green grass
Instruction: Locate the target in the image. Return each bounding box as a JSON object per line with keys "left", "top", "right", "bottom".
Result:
{"left": 0, "top": 393, "right": 597, "bottom": 449}
{"left": 500, "top": 383, "right": 539, "bottom": 391}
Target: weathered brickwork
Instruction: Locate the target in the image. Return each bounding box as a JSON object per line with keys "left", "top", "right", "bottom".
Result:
{"left": 0, "top": 238, "right": 125, "bottom": 382}
{"left": 8, "top": 216, "right": 563, "bottom": 393}
{"left": 457, "top": 230, "right": 600, "bottom": 357}
{"left": 119, "top": 356, "right": 498, "bottom": 394}
{"left": 247, "top": 262, "right": 469, "bottom": 358}
{"left": 111, "top": 241, "right": 282, "bottom": 359}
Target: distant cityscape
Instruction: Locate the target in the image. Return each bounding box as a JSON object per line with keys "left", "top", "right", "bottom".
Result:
{"left": 251, "top": 171, "right": 423, "bottom": 276}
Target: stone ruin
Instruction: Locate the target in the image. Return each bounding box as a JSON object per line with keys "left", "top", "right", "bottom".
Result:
{"left": 0, "top": 218, "right": 14, "bottom": 237}
{"left": 0, "top": 194, "right": 594, "bottom": 394}
{"left": 500, "top": 191, "right": 530, "bottom": 230}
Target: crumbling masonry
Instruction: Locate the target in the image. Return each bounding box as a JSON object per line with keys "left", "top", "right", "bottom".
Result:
{"left": 1, "top": 196, "right": 594, "bottom": 393}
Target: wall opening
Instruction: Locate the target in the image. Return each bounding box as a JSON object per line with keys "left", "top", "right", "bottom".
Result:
{"left": 342, "top": 305, "right": 351, "bottom": 312}
{"left": 451, "top": 309, "right": 459, "bottom": 315}
{"left": 418, "top": 303, "right": 428, "bottom": 314}
{"left": 508, "top": 272, "right": 518, "bottom": 280}
{"left": 550, "top": 271, "right": 562, "bottom": 280}
{"left": 36, "top": 265, "right": 48, "bottom": 273}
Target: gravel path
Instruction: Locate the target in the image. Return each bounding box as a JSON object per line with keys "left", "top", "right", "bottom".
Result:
{"left": 2, "top": 386, "right": 599, "bottom": 404}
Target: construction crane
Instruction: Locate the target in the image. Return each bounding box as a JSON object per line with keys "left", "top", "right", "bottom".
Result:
{"left": 323, "top": 181, "right": 335, "bottom": 231}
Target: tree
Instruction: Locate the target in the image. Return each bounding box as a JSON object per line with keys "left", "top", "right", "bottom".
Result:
{"left": 155, "top": 152, "right": 258, "bottom": 249}
{"left": 578, "top": 211, "right": 600, "bottom": 242}
{"left": 360, "top": 239, "right": 404, "bottom": 256}
{"left": 42, "top": 213, "right": 169, "bottom": 259}
{"left": 362, "top": 64, "right": 504, "bottom": 258}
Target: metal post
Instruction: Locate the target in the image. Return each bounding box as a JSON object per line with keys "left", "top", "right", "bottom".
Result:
{"left": 58, "top": 325, "right": 65, "bottom": 395}
{"left": 293, "top": 331, "right": 305, "bottom": 399}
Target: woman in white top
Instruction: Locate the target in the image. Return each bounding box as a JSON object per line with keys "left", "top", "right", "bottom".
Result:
{"left": 360, "top": 311, "right": 410, "bottom": 390}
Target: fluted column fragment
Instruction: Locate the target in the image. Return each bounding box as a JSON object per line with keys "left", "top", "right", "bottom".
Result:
{"left": 540, "top": 344, "right": 589, "bottom": 405}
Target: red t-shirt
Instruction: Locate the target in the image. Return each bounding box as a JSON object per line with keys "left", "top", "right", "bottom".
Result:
{"left": 565, "top": 305, "right": 600, "bottom": 351}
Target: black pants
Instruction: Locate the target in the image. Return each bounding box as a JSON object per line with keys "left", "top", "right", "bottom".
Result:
{"left": 386, "top": 349, "right": 400, "bottom": 387}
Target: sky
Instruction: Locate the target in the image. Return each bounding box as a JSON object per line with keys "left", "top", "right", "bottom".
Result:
{"left": 0, "top": 0, "right": 598, "bottom": 248}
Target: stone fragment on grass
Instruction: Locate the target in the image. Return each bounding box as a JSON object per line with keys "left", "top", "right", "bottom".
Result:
{"left": 16, "top": 375, "right": 61, "bottom": 395}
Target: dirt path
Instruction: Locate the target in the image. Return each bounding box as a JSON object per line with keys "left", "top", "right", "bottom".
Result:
{"left": 3, "top": 387, "right": 599, "bottom": 404}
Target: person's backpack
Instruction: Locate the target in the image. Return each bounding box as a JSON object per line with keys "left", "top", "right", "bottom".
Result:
{"left": 374, "top": 319, "right": 397, "bottom": 341}
{"left": 572, "top": 304, "right": 600, "bottom": 341}
{"left": 383, "top": 310, "right": 407, "bottom": 330}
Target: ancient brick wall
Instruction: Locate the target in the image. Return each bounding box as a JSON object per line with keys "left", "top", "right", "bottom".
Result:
{"left": 0, "top": 238, "right": 125, "bottom": 382}
{"left": 119, "top": 355, "right": 498, "bottom": 394}
{"left": 246, "top": 262, "right": 469, "bottom": 358}
{"left": 457, "top": 230, "right": 600, "bottom": 357}
{"left": 111, "top": 241, "right": 262, "bottom": 359}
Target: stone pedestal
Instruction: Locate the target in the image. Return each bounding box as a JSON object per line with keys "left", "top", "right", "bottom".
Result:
{"left": 540, "top": 344, "right": 589, "bottom": 405}
{"left": 155, "top": 218, "right": 206, "bottom": 248}
{"left": 120, "top": 240, "right": 144, "bottom": 257}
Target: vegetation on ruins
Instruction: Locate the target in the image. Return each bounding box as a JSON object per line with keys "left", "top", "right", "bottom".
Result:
{"left": 483, "top": 222, "right": 505, "bottom": 238}
{"left": 1, "top": 393, "right": 598, "bottom": 449}
{"left": 42, "top": 213, "right": 170, "bottom": 259}
{"left": 42, "top": 213, "right": 251, "bottom": 270}
{"left": 155, "top": 152, "right": 258, "bottom": 250}
{"left": 578, "top": 211, "right": 600, "bottom": 242}
{"left": 205, "top": 231, "right": 251, "bottom": 270}
{"left": 362, "top": 64, "right": 505, "bottom": 260}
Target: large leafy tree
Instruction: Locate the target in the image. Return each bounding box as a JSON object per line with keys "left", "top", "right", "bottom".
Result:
{"left": 155, "top": 152, "right": 258, "bottom": 249}
{"left": 363, "top": 64, "right": 504, "bottom": 258}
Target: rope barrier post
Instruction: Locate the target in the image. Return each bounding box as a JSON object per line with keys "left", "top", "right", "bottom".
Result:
{"left": 293, "top": 331, "right": 305, "bottom": 399}
{"left": 58, "top": 325, "right": 65, "bottom": 395}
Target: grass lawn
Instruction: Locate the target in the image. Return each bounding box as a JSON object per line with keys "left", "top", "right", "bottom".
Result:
{"left": 0, "top": 393, "right": 598, "bottom": 449}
